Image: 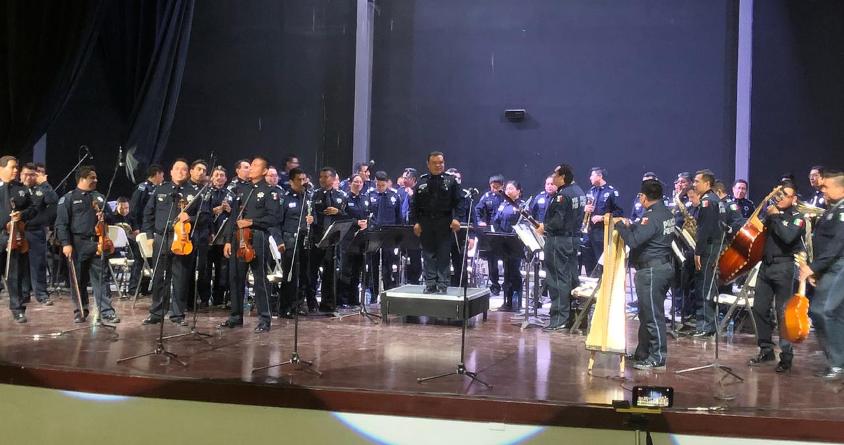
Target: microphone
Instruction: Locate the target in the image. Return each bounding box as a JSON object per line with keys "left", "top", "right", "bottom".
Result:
{"left": 467, "top": 187, "right": 480, "bottom": 197}
{"left": 118, "top": 146, "right": 125, "bottom": 167}
{"left": 81, "top": 145, "right": 93, "bottom": 160}
{"left": 368, "top": 159, "right": 376, "bottom": 168}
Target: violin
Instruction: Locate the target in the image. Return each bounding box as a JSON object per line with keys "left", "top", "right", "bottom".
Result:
{"left": 782, "top": 252, "right": 811, "bottom": 343}
{"left": 93, "top": 201, "right": 114, "bottom": 256}
{"left": 171, "top": 197, "right": 194, "bottom": 255}
{"left": 236, "top": 226, "right": 255, "bottom": 262}
{"left": 6, "top": 200, "right": 29, "bottom": 253}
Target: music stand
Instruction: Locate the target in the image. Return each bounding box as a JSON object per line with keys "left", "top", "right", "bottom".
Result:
{"left": 477, "top": 231, "right": 523, "bottom": 312}
{"left": 512, "top": 222, "right": 546, "bottom": 329}
{"left": 316, "top": 220, "right": 356, "bottom": 316}
{"left": 334, "top": 227, "right": 381, "bottom": 322}
{"left": 369, "top": 225, "right": 419, "bottom": 302}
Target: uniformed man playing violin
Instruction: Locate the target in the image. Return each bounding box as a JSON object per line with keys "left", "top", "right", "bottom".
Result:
{"left": 0, "top": 156, "right": 37, "bottom": 323}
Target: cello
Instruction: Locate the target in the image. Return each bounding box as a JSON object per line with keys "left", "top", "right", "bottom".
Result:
{"left": 717, "top": 186, "right": 784, "bottom": 284}
{"left": 781, "top": 252, "right": 811, "bottom": 343}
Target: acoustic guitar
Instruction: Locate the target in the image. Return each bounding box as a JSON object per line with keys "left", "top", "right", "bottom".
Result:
{"left": 782, "top": 252, "right": 811, "bottom": 343}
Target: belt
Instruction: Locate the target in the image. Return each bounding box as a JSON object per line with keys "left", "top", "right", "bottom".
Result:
{"left": 548, "top": 232, "right": 576, "bottom": 237}
{"left": 765, "top": 256, "right": 793, "bottom": 265}
{"left": 635, "top": 257, "right": 671, "bottom": 269}
{"left": 73, "top": 234, "right": 97, "bottom": 241}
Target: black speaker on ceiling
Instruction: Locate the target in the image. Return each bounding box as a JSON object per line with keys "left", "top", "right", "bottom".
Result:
{"left": 504, "top": 109, "right": 526, "bottom": 122}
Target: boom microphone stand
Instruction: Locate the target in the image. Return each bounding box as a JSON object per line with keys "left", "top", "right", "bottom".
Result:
{"left": 252, "top": 189, "right": 321, "bottom": 376}
{"left": 418, "top": 193, "right": 491, "bottom": 389}
{"left": 675, "top": 226, "right": 743, "bottom": 393}
{"left": 117, "top": 195, "right": 187, "bottom": 367}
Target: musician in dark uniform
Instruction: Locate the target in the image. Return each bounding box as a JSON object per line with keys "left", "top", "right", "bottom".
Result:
{"left": 800, "top": 170, "right": 844, "bottom": 379}
{"left": 128, "top": 164, "right": 164, "bottom": 295}
{"left": 207, "top": 166, "right": 231, "bottom": 306}
{"left": 583, "top": 167, "right": 624, "bottom": 274}
{"left": 278, "top": 167, "right": 314, "bottom": 317}
{"left": 529, "top": 175, "right": 558, "bottom": 223}
{"left": 367, "top": 171, "right": 402, "bottom": 298}
{"left": 399, "top": 168, "right": 422, "bottom": 285}
{"left": 186, "top": 159, "right": 211, "bottom": 310}
{"left": 309, "top": 167, "right": 349, "bottom": 312}
{"left": 748, "top": 181, "right": 804, "bottom": 372}
{"left": 141, "top": 159, "right": 201, "bottom": 326}
{"left": 20, "top": 162, "right": 58, "bottom": 305}
{"left": 808, "top": 166, "right": 827, "bottom": 209}
{"left": 0, "top": 156, "right": 37, "bottom": 323}
{"left": 691, "top": 169, "right": 726, "bottom": 337}
{"left": 731, "top": 179, "right": 755, "bottom": 218}
{"left": 228, "top": 159, "right": 251, "bottom": 192}
{"left": 630, "top": 172, "right": 657, "bottom": 223}
{"left": 616, "top": 179, "right": 676, "bottom": 369}
{"left": 278, "top": 154, "right": 300, "bottom": 191}
{"left": 446, "top": 168, "right": 476, "bottom": 288}
{"left": 338, "top": 173, "right": 370, "bottom": 308}
{"left": 714, "top": 180, "right": 744, "bottom": 235}
{"left": 221, "top": 156, "right": 282, "bottom": 333}
{"left": 538, "top": 164, "right": 586, "bottom": 331}
{"left": 55, "top": 165, "right": 120, "bottom": 323}
{"left": 475, "top": 174, "right": 505, "bottom": 295}
{"left": 410, "top": 151, "right": 462, "bottom": 294}
{"left": 492, "top": 180, "right": 525, "bottom": 312}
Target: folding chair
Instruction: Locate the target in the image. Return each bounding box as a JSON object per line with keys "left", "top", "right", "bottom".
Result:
{"left": 715, "top": 263, "right": 760, "bottom": 340}
{"left": 106, "top": 225, "right": 133, "bottom": 299}
{"left": 131, "top": 232, "right": 155, "bottom": 308}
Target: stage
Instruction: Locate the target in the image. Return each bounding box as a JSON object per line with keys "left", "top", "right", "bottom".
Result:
{"left": 0, "top": 293, "right": 842, "bottom": 442}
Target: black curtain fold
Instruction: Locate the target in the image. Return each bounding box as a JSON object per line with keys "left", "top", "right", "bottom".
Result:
{"left": 99, "top": 0, "right": 195, "bottom": 181}
{"left": 0, "top": 0, "right": 104, "bottom": 157}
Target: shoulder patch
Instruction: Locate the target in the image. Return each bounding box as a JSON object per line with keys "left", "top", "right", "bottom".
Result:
{"left": 794, "top": 217, "right": 804, "bottom": 227}
{"left": 58, "top": 196, "right": 65, "bottom": 205}
{"left": 641, "top": 217, "right": 649, "bottom": 225}
{"left": 702, "top": 200, "right": 709, "bottom": 208}
{"left": 613, "top": 190, "right": 619, "bottom": 197}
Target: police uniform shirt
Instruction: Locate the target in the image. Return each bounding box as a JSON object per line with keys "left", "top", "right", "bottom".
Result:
{"left": 141, "top": 181, "right": 201, "bottom": 237}
{"left": 543, "top": 183, "right": 586, "bottom": 236}
{"left": 368, "top": 188, "right": 402, "bottom": 227}
{"left": 409, "top": 172, "right": 461, "bottom": 225}
{"left": 26, "top": 182, "right": 58, "bottom": 230}
{"left": 810, "top": 200, "right": 844, "bottom": 276}
{"left": 55, "top": 188, "right": 108, "bottom": 245}
{"left": 397, "top": 187, "right": 411, "bottom": 223}
{"left": 224, "top": 180, "right": 282, "bottom": 244}
{"left": 346, "top": 190, "right": 370, "bottom": 221}
{"left": 311, "top": 188, "right": 349, "bottom": 233}
{"left": 615, "top": 201, "right": 675, "bottom": 267}
{"left": 209, "top": 186, "right": 231, "bottom": 238}
{"left": 191, "top": 181, "right": 215, "bottom": 241}
{"left": 810, "top": 190, "right": 827, "bottom": 209}
{"left": 492, "top": 197, "right": 524, "bottom": 233}
{"left": 278, "top": 171, "right": 290, "bottom": 191}
{"left": 279, "top": 189, "right": 311, "bottom": 249}
{"left": 475, "top": 190, "right": 504, "bottom": 225}
{"left": 0, "top": 180, "right": 36, "bottom": 242}
{"left": 588, "top": 184, "right": 623, "bottom": 220}
{"left": 129, "top": 180, "right": 156, "bottom": 230}
{"left": 694, "top": 190, "right": 726, "bottom": 255}
{"left": 733, "top": 197, "right": 755, "bottom": 218}
{"left": 762, "top": 206, "right": 805, "bottom": 262}
{"left": 529, "top": 191, "right": 553, "bottom": 223}
{"left": 721, "top": 196, "right": 745, "bottom": 234}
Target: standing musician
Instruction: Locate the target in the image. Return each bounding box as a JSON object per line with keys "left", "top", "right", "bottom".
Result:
{"left": 278, "top": 154, "right": 300, "bottom": 191}
{"left": 799, "top": 170, "right": 844, "bottom": 380}
{"left": 748, "top": 181, "right": 804, "bottom": 373}
{"left": 808, "top": 166, "right": 827, "bottom": 209}
{"left": 228, "top": 159, "right": 251, "bottom": 192}
{"left": 20, "top": 162, "right": 58, "bottom": 306}
{"left": 446, "top": 168, "right": 476, "bottom": 288}
{"left": 713, "top": 180, "right": 744, "bottom": 235}
{"left": 0, "top": 156, "right": 37, "bottom": 323}
{"left": 410, "top": 151, "right": 462, "bottom": 294}
{"left": 278, "top": 167, "right": 314, "bottom": 317}
{"left": 691, "top": 169, "right": 726, "bottom": 338}
{"left": 367, "top": 170, "right": 402, "bottom": 297}
{"left": 630, "top": 172, "right": 658, "bottom": 223}
{"left": 492, "top": 180, "right": 525, "bottom": 312}
{"left": 615, "top": 179, "right": 675, "bottom": 370}
{"left": 141, "top": 159, "right": 201, "bottom": 326}
{"left": 221, "top": 156, "right": 282, "bottom": 333}
{"left": 582, "top": 167, "right": 623, "bottom": 274}
{"left": 537, "top": 164, "right": 585, "bottom": 331}
{"left": 207, "top": 166, "right": 231, "bottom": 306}
{"left": 128, "top": 164, "right": 164, "bottom": 295}
{"left": 475, "top": 174, "right": 505, "bottom": 296}
{"left": 309, "top": 166, "right": 349, "bottom": 312}
{"left": 337, "top": 173, "right": 369, "bottom": 308}
{"left": 187, "top": 159, "right": 211, "bottom": 309}
{"left": 731, "top": 179, "right": 755, "bottom": 219}
{"left": 398, "top": 168, "right": 422, "bottom": 285}
{"left": 55, "top": 165, "right": 120, "bottom": 323}
{"left": 529, "top": 175, "right": 558, "bottom": 224}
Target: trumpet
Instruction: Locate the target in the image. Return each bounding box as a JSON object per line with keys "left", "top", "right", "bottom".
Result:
{"left": 581, "top": 196, "right": 594, "bottom": 234}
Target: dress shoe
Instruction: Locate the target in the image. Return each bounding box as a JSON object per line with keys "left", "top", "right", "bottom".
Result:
{"left": 423, "top": 285, "right": 437, "bottom": 294}
{"left": 101, "top": 313, "right": 121, "bottom": 323}
{"left": 219, "top": 318, "right": 243, "bottom": 328}
{"left": 74, "top": 312, "right": 87, "bottom": 323}
{"left": 437, "top": 285, "right": 448, "bottom": 295}
{"left": 171, "top": 317, "right": 188, "bottom": 326}
{"left": 496, "top": 304, "right": 512, "bottom": 312}
{"left": 542, "top": 324, "right": 566, "bottom": 332}
{"left": 633, "top": 360, "right": 666, "bottom": 371}
{"left": 142, "top": 316, "right": 161, "bottom": 325}
{"left": 38, "top": 299, "right": 53, "bottom": 306}
{"left": 692, "top": 330, "right": 715, "bottom": 338}
{"left": 489, "top": 286, "right": 501, "bottom": 296}
{"left": 281, "top": 311, "right": 295, "bottom": 319}
{"left": 818, "top": 367, "right": 844, "bottom": 380}
{"left": 254, "top": 324, "right": 270, "bottom": 333}
{"left": 775, "top": 361, "right": 792, "bottom": 373}
{"left": 14, "top": 313, "right": 27, "bottom": 324}
{"left": 748, "top": 350, "right": 776, "bottom": 366}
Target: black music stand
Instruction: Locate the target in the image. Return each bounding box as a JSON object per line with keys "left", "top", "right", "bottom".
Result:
{"left": 477, "top": 231, "right": 523, "bottom": 309}
{"left": 316, "top": 220, "right": 356, "bottom": 316}
{"left": 334, "top": 227, "right": 381, "bottom": 322}
{"left": 373, "top": 225, "right": 419, "bottom": 300}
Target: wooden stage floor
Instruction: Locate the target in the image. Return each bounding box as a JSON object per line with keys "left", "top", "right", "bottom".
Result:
{"left": 0, "top": 292, "right": 842, "bottom": 442}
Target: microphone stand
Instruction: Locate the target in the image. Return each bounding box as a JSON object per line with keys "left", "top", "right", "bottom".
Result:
{"left": 418, "top": 193, "right": 491, "bottom": 389}
{"left": 252, "top": 188, "right": 321, "bottom": 376}
{"left": 54, "top": 146, "right": 93, "bottom": 195}
{"left": 118, "top": 196, "right": 187, "bottom": 367}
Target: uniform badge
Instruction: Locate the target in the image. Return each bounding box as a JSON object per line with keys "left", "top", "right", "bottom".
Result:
{"left": 641, "top": 217, "right": 649, "bottom": 224}
{"left": 187, "top": 194, "right": 195, "bottom": 201}
{"left": 288, "top": 202, "right": 297, "bottom": 208}
{"left": 498, "top": 204, "right": 505, "bottom": 212}
{"left": 336, "top": 198, "right": 342, "bottom": 204}
{"left": 36, "top": 190, "right": 43, "bottom": 196}
{"left": 58, "top": 197, "right": 65, "bottom": 205}
{"left": 257, "top": 192, "right": 265, "bottom": 199}
{"left": 390, "top": 196, "right": 396, "bottom": 204}
{"left": 793, "top": 217, "right": 804, "bottom": 227}
{"left": 604, "top": 192, "right": 610, "bottom": 199}
{"left": 730, "top": 203, "right": 738, "bottom": 211}
{"left": 538, "top": 198, "right": 545, "bottom": 204}
{"left": 18, "top": 190, "right": 25, "bottom": 197}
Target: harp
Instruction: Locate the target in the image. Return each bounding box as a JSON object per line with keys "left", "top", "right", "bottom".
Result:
{"left": 585, "top": 213, "right": 628, "bottom": 376}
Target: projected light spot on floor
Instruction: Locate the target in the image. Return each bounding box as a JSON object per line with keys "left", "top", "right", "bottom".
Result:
{"left": 60, "top": 391, "right": 130, "bottom": 403}
{"left": 334, "top": 412, "right": 544, "bottom": 445}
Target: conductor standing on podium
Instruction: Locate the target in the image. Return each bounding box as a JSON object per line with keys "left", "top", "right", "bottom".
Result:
{"left": 410, "top": 151, "right": 462, "bottom": 294}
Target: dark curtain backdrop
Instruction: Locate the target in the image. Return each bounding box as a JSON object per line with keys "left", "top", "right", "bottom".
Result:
{"left": 0, "top": 0, "right": 104, "bottom": 158}
{"left": 751, "top": 1, "right": 844, "bottom": 197}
